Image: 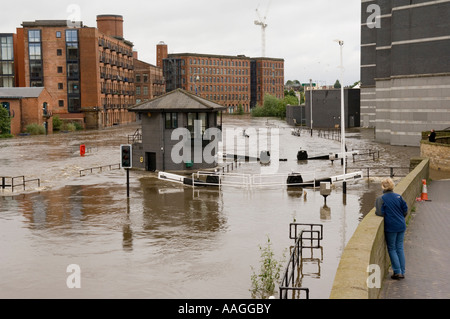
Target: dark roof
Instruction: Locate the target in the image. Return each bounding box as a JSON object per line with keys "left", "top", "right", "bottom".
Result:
{"left": 129, "top": 89, "right": 227, "bottom": 112}
{"left": 0, "top": 87, "right": 45, "bottom": 99}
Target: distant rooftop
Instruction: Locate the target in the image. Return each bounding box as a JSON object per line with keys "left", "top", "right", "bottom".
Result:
{"left": 0, "top": 87, "right": 45, "bottom": 99}
{"left": 21, "top": 20, "right": 83, "bottom": 28}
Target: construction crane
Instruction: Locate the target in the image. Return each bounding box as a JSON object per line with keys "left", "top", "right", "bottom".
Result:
{"left": 254, "top": 1, "right": 271, "bottom": 57}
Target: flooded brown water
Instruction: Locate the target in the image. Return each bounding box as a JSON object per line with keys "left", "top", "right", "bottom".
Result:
{"left": 0, "top": 117, "right": 420, "bottom": 299}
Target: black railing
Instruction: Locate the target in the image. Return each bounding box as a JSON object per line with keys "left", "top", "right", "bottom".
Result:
{"left": 1, "top": 176, "right": 40, "bottom": 192}
{"left": 79, "top": 164, "right": 121, "bottom": 177}
{"left": 279, "top": 223, "right": 323, "bottom": 299}
{"left": 128, "top": 129, "right": 142, "bottom": 144}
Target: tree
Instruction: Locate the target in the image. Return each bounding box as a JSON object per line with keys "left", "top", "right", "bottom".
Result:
{"left": 0, "top": 106, "right": 11, "bottom": 136}
{"left": 334, "top": 80, "right": 341, "bottom": 89}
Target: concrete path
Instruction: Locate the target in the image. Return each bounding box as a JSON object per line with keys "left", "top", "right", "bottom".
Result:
{"left": 381, "top": 177, "right": 450, "bottom": 299}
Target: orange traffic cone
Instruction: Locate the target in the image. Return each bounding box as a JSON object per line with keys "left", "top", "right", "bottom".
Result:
{"left": 421, "top": 179, "right": 429, "bottom": 201}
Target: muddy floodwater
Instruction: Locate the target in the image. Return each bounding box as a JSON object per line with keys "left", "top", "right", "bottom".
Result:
{"left": 0, "top": 116, "right": 420, "bottom": 299}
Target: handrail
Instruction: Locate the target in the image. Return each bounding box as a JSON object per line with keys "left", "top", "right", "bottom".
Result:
{"left": 279, "top": 223, "right": 323, "bottom": 299}
{"left": 1, "top": 176, "right": 40, "bottom": 192}
{"left": 79, "top": 163, "right": 121, "bottom": 177}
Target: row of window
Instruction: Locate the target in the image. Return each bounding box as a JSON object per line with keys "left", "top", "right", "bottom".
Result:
{"left": 190, "top": 67, "right": 249, "bottom": 76}
{"left": 189, "top": 59, "right": 249, "bottom": 68}
{"left": 193, "top": 93, "right": 250, "bottom": 102}
{"left": 190, "top": 76, "right": 249, "bottom": 85}
{"left": 190, "top": 85, "right": 249, "bottom": 93}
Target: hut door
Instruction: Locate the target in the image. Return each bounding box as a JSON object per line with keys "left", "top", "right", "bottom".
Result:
{"left": 146, "top": 152, "right": 156, "bottom": 172}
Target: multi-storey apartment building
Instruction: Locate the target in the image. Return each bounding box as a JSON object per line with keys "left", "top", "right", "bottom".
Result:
{"left": 0, "top": 34, "right": 15, "bottom": 87}
{"left": 361, "top": 0, "right": 450, "bottom": 146}
{"left": 134, "top": 58, "right": 165, "bottom": 104}
{"left": 158, "top": 43, "right": 284, "bottom": 113}
{"left": 13, "top": 15, "right": 135, "bottom": 129}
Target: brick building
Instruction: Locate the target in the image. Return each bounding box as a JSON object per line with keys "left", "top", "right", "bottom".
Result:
{"left": 12, "top": 15, "right": 136, "bottom": 130}
{"left": 0, "top": 34, "right": 15, "bottom": 88}
{"left": 158, "top": 43, "right": 284, "bottom": 113}
{"left": 134, "top": 58, "right": 165, "bottom": 104}
{"left": 0, "top": 87, "right": 55, "bottom": 135}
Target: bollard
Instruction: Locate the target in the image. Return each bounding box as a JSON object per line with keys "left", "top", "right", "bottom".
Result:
{"left": 80, "top": 144, "right": 86, "bottom": 157}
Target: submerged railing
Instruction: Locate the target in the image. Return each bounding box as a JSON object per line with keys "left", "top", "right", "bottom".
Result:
{"left": 279, "top": 223, "right": 323, "bottom": 299}
{"left": 1, "top": 176, "right": 41, "bottom": 193}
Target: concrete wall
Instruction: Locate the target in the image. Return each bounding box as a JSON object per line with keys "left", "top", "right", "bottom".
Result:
{"left": 304, "top": 89, "right": 360, "bottom": 129}
{"left": 421, "top": 139, "right": 450, "bottom": 172}
{"left": 330, "top": 157, "right": 429, "bottom": 299}
{"left": 285, "top": 105, "right": 304, "bottom": 126}
{"left": 375, "top": 75, "right": 450, "bottom": 146}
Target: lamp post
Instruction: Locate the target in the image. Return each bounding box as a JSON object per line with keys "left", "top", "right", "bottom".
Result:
{"left": 310, "top": 78, "right": 313, "bottom": 136}
{"left": 335, "top": 39, "right": 346, "bottom": 194}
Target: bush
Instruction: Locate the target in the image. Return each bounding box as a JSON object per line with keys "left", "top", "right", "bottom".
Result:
{"left": 61, "top": 122, "right": 76, "bottom": 132}
{"left": 53, "top": 115, "right": 63, "bottom": 131}
{"left": 73, "top": 121, "right": 83, "bottom": 131}
{"left": 0, "top": 106, "right": 11, "bottom": 135}
{"left": 25, "top": 123, "right": 45, "bottom": 135}
{"left": 251, "top": 94, "right": 299, "bottom": 119}
{"left": 250, "top": 236, "right": 286, "bottom": 299}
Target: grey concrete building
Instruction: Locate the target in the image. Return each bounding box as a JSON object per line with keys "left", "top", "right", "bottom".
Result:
{"left": 128, "top": 89, "right": 226, "bottom": 172}
{"left": 361, "top": 0, "right": 450, "bottom": 146}
{"left": 304, "top": 89, "right": 361, "bottom": 129}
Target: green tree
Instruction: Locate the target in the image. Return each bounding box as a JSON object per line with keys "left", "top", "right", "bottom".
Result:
{"left": 0, "top": 106, "right": 11, "bottom": 136}
{"left": 334, "top": 80, "right": 341, "bottom": 89}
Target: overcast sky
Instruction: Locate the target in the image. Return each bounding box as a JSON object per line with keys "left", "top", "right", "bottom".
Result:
{"left": 2, "top": 0, "right": 361, "bottom": 87}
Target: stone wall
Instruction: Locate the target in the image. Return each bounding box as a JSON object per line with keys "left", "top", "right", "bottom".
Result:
{"left": 420, "top": 139, "right": 450, "bottom": 172}
{"left": 329, "top": 158, "right": 429, "bottom": 299}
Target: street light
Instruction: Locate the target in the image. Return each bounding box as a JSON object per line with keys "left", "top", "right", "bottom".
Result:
{"left": 335, "top": 39, "right": 346, "bottom": 193}
{"left": 310, "top": 78, "right": 313, "bottom": 136}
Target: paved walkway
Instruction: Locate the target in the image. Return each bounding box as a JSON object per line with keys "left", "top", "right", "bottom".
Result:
{"left": 381, "top": 177, "right": 450, "bottom": 299}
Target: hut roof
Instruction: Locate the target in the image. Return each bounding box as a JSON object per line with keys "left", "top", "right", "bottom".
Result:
{"left": 129, "top": 89, "right": 227, "bottom": 112}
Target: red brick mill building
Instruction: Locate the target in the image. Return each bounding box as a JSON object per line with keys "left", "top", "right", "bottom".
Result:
{"left": 1, "top": 14, "right": 285, "bottom": 135}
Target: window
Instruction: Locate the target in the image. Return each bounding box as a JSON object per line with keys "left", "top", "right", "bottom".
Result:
{"left": 68, "top": 81, "right": 80, "bottom": 94}
{"left": 165, "top": 113, "right": 178, "bottom": 129}
{"left": 66, "top": 43, "right": 78, "bottom": 61}
{"left": 28, "top": 30, "right": 41, "bottom": 43}
{"left": 143, "top": 74, "right": 148, "bottom": 83}
{"left": 65, "top": 30, "right": 78, "bottom": 42}
{"left": 58, "top": 83, "right": 63, "bottom": 90}
{"left": 57, "top": 66, "right": 63, "bottom": 73}
{"left": 136, "top": 74, "right": 141, "bottom": 83}
{"left": 135, "top": 86, "right": 141, "bottom": 95}
{"left": 187, "top": 112, "right": 208, "bottom": 138}
{"left": 56, "top": 31, "right": 61, "bottom": 38}
{"left": 57, "top": 49, "right": 62, "bottom": 56}
{"left": 59, "top": 100, "right": 64, "bottom": 107}
{"left": 29, "top": 43, "right": 42, "bottom": 60}
{"left": 143, "top": 86, "right": 148, "bottom": 96}
{"left": 68, "top": 97, "right": 81, "bottom": 113}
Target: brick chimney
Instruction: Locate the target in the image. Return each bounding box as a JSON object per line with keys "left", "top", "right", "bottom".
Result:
{"left": 96, "top": 14, "right": 124, "bottom": 39}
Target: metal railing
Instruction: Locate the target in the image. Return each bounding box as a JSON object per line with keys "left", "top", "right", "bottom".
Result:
{"left": 279, "top": 223, "right": 323, "bottom": 299}
{"left": 128, "top": 129, "right": 142, "bottom": 144}
{"left": 79, "top": 164, "right": 121, "bottom": 177}
{"left": 1, "top": 176, "right": 40, "bottom": 192}
{"left": 346, "top": 166, "right": 410, "bottom": 178}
